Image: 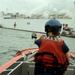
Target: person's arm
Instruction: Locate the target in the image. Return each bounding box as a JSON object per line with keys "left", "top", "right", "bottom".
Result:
{"left": 62, "top": 43, "right": 69, "bottom": 62}
{"left": 34, "top": 33, "right": 42, "bottom": 47}
{"left": 66, "top": 52, "right": 69, "bottom": 62}
{"left": 35, "top": 39, "right": 41, "bottom": 47}
{"left": 34, "top": 33, "right": 46, "bottom": 47}
{"left": 35, "top": 33, "right": 42, "bottom": 40}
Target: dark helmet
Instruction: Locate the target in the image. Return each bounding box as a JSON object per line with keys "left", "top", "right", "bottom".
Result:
{"left": 45, "top": 19, "right": 62, "bottom": 32}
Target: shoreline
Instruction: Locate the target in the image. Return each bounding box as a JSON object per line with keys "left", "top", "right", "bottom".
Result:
{"left": 1, "top": 27, "right": 45, "bottom": 34}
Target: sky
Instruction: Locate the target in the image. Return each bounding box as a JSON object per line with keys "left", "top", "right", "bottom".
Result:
{"left": 0, "top": 0, "right": 75, "bottom": 15}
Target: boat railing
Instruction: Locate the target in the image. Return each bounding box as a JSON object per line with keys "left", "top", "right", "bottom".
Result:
{"left": 0, "top": 50, "right": 75, "bottom": 75}
{"left": 0, "top": 61, "right": 23, "bottom": 75}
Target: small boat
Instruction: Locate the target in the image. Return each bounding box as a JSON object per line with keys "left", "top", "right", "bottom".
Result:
{"left": 61, "top": 34, "right": 75, "bottom": 38}
{"left": 0, "top": 48, "right": 75, "bottom": 75}
{"left": 61, "top": 24, "right": 75, "bottom": 38}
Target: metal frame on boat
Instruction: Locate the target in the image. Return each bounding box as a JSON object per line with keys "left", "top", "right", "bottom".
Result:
{"left": 0, "top": 48, "right": 75, "bottom": 75}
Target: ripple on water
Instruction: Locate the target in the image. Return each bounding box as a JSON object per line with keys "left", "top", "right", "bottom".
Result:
{"left": 0, "top": 28, "right": 75, "bottom": 66}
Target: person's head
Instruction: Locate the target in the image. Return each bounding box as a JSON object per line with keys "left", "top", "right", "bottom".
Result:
{"left": 45, "top": 19, "right": 62, "bottom": 37}
{"left": 65, "top": 24, "right": 68, "bottom": 27}
{"left": 63, "top": 24, "right": 65, "bottom": 26}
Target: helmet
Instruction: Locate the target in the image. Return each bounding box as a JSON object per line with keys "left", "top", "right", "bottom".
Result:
{"left": 45, "top": 19, "right": 62, "bottom": 32}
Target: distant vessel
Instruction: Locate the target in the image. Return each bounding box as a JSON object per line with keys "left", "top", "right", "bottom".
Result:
{"left": 61, "top": 2, "right": 75, "bottom": 38}
{"left": 61, "top": 24, "right": 75, "bottom": 38}
{"left": 0, "top": 12, "right": 74, "bottom": 33}
{"left": 3, "top": 15, "right": 12, "bottom": 19}
{"left": 0, "top": 2, "right": 74, "bottom": 33}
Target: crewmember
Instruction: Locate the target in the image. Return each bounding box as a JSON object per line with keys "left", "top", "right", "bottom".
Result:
{"left": 34, "top": 19, "right": 69, "bottom": 75}
{"left": 14, "top": 22, "right": 16, "bottom": 28}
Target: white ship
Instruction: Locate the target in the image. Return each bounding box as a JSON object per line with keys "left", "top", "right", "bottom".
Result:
{"left": 0, "top": 11, "right": 73, "bottom": 33}
{"left": 0, "top": 2, "right": 75, "bottom": 33}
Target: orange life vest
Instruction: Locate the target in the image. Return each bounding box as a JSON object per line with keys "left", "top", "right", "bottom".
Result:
{"left": 34, "top": 38, "right": 68, "bottom": 67}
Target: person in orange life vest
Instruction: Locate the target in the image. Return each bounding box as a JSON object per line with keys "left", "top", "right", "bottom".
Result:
{"left": 64, "top": 24, "right": 70, "bottom": 31}
{"left": 34, "top": 19, "right": 69, "bottom": 75}
{"left": 14, "top": 22, "right": 16, "bottom": 28}
{"left": 62, "top": 24, "right": 65, "bottom": 30}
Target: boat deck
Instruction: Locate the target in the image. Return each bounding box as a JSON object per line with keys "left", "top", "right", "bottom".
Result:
{"left": 1, "top": 61, "right": 75, "bottom": 75}
{"left": 0, "top": 56, "right": 75, "bottom": 75}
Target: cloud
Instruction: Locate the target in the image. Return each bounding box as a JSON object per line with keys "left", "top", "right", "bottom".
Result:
{"left": 0, "top": 0, "right": 75, "bottom": 16}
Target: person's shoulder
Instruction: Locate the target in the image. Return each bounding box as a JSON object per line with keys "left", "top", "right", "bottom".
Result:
{"left": 57, "top": 38, "right": 64, "bottom": 44}
{"left": 41, "top": 34, "right": 47, "bottom": 38}
{"left": 57, "top": 37, "right": 64, "bottom": 41}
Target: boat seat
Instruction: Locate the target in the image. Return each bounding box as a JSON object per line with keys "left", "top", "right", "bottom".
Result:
{"left": 22, "top": 62, "right": 75, "bottom": 75}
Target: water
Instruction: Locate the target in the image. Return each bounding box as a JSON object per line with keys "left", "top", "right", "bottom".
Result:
{"left": 0, "top": 19, "right": 75, "bottom": 32}
{"left": 0, "top": 28, "right": 75, "bottom": 66}
{"left": 0, "top": 28, "right": 37, "bottom": 66}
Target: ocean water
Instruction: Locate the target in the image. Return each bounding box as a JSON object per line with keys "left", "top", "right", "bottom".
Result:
{"left": 0, "top": 28, "right": 75, "bottom": 66}
{"left": 0, "top": 19, "right": 75, "bottom": 32}
{"left": 0, "top": 28, "right": 37, "bottom": 66}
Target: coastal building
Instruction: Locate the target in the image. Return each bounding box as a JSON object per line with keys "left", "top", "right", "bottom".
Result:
{"left": 0, "top": 9, "right": 72, "bottom": 19}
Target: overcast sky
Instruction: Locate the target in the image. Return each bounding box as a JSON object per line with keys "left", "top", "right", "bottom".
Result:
{"left": 0, "top": 0, "right": 75, "bottom": 15}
